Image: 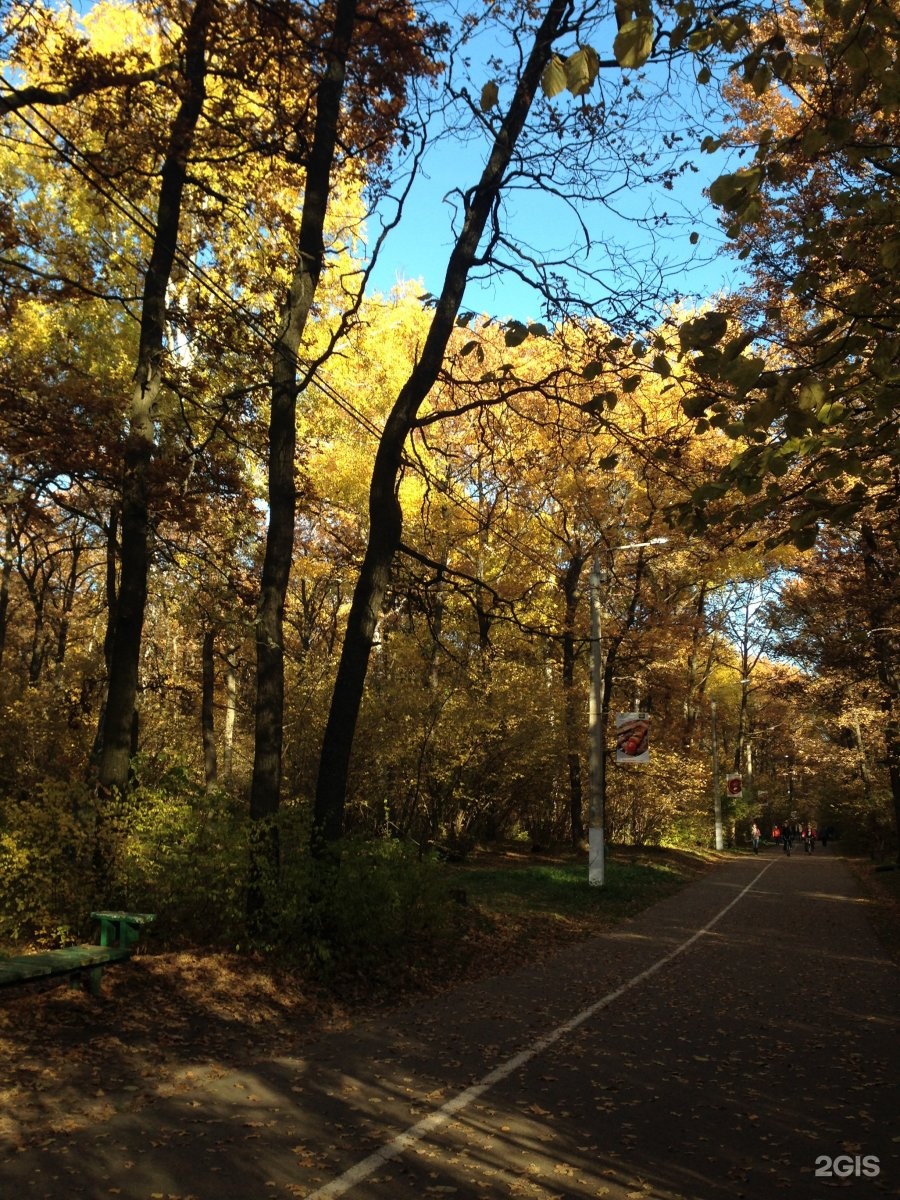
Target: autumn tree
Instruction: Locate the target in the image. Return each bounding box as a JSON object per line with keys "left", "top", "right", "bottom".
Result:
{"left": 670, "top": 0, "right": 899, "bottom": 846}
{"left": 245, "top": 0, "right": 439, "bottom": 921}
{"left": 674, "top": 0, "right": 898, "bottom": 544}
{"left": 765, "top": 524, "right": 899, "bottom": 854}
{"left": 311, "top": 0, "right": 778, "bottom": 845}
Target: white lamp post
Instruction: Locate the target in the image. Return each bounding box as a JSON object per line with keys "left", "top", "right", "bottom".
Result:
{"left": 588, "top": 537, "right": 669, "bottom": 886}
{"left": 711, "top": 698, "right": 723, "bottom": 851}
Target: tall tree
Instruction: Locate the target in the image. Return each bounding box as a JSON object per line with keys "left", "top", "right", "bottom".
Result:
{"left": 765, "top": 519, "right": 899, "bottom": 851}
{"left": 248, "top": 0, "right": 361, "bottom": 895}
{"left": 675, "top": 0, "right": 899, "bottom": 544}
{"left": 95, "top": 0, "right": 215, "bottom": 797}
{"left": 246, "top": 0, "right": 436, "bottom": 914}
{"left": 313, "top": 0, "right": 579, "bottom": 848}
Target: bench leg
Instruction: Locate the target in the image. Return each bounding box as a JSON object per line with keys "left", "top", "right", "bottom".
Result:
{"left": 83, "top": 966, "right": 104, "bottom": 996}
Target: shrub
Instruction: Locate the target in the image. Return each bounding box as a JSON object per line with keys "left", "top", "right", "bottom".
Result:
{"left": 0, "top": 779, "right": 97, "bottom": 943}
{"left": 118, "top": 766, "right": 250, "bottom": 942}
{"left": 299, "top": 837, "right": 453, "bottom": 986}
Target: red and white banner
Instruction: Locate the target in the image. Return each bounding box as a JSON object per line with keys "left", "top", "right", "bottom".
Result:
{"left": 616, "top": 713, "right": 650, "bottom": 764}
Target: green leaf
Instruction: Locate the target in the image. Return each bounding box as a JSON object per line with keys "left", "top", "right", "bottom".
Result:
{"left": 682, "top": 395, "right": 711, "bottom": 418}
{"left": 623, "top": 375, "right": 641, "bottom": 393}
{"left": 798, "top": 379, "right": 826, "bottom": 410}
{"left": 816, "top": 400, "right": 845, "bottom": 426}
{"left": 717, "top": 17, "right": 749, "bottom": 50}
{"left": 694, "top": 481, "right": 730, "bottom": 501}
{"left": 564, "top": 46, "right": 600, "bottom": 96}
{"left": 504, "top": 321, "right": 529, "bottom": 347}
{"left": 613, "top": 17, "right": 655, "bottom": 69}
{"left": 736, "top": 473, "right": 764, "bottom": 496}
{"left": 709, "top": 167, "right": 763, "bottom": 213}
{"left": 480, "top": 81, "right": 499, "bottom": 111}
{"left": 751, "top": 65, "right": 772, "bottom": 94}
{"left": 788, "top": 506, "right": 819, "bottom": 531}
{"left": 801, "top": 124, "right": 830, "bottom": 156}
{"left": 829, "top": 501, "right": 864, "bottom": 522}
{"left": 652, "top": 354, "right": 671, "bottom": 377}
{"left": 528, "top": 322, "right": 550, "bottom": 338}
{"left": 460, "top": 340, "right": 479, "bottom": 357}
{"left": 772, "top": 50, "right": 793, "bottom": 80}
{"left": 722, "top": 355, "right": 764, "bottom": 391}
{"left": 679, "top": 312, "right": 728, "bottom": 350}
{"left": 541, "top": 56, "right": 567, "bottom": 99}
{"left": 582, "top": 360, "right": 604, "bottom": 380}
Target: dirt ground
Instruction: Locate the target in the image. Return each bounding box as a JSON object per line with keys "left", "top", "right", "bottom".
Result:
{"left": 1, "top": 847, "right": 893, "bottom": 1154}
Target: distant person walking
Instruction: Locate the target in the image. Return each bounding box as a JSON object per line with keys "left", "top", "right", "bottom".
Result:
{"left": 804, "top": 823, "right": 816, "bottom": 853}
{"left": 772, "top": 823, "right": 781, "bottom": 846}
{"left": 750, "top": 822, "right": 761, "bottom": 854}
{"left": 782, "top": 823, "right": 795, "bottom": 856}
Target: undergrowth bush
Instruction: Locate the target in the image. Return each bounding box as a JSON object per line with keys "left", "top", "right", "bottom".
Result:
{"left": 119, "top": 763, "right": 250, "bottom": 943}
{"left": 0, "top": 758, "right": 456, "bottom": 982}
{"left": 0, "top": 779, "right": 96, "bottom": 943}
{"left": 297, "top": 837, "right": 454, "bottom": 986}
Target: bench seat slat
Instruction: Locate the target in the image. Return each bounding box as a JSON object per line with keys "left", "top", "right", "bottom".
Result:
{"left": 0, "top": 944, "right": 132, "bottom": 986}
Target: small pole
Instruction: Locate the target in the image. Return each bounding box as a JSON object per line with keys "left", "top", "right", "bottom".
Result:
{"left": 712, "top": 699, "right": 724, "bottom": 850}
{"left": 588, "top": 557, "right": 605, "bottom": 885}
{"left": 585, "top": 537, "right": 669, "bottom": 885}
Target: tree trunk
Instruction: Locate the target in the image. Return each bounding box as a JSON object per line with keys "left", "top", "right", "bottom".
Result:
{"left": 27, "top": 598, "right": 45, "bottom": 684}
{"left": 0, "top": 509, "right": 12, "bottom": 671}
{"left": 90, "top": 506, "right": 119, "bottom": 770}
{"left": 54, "top": 538, "right": 82, "bottom": 666}
{"left": 860, "top": 523, "right": 900, "bottom": 855}
{"left": 683, "top": 582, "right": 709, "bottom": 749}
{"left": 223, "top": 645, "right": 238, "bottom": 780}
{"left": 851, "top": 713, "right": 874, "bottom": 802}
{"left": 247, "top": 0, "right": 360, "bottom": 921}
{"left": 313, "top": 0, "right": 572, "bottom": 848}
{"left": 561, "top": 554, "right": 587, "bottom": 846}
{"left": 202, "top": 627, "right": 218, "bottom": 786}
{"left": 96, "top": 0, "right": 213, "bottom": 797}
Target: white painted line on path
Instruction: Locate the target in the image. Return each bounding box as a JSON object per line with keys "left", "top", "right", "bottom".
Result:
{"left": 303, "top": 859, "right": 776, "bottom": 1199}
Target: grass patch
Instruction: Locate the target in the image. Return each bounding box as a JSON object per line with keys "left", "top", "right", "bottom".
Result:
{"left": 433, "top": 844, "right": 718, "bottom": 984}
{"left": 452, "top": 851, "right": 698, "bottom": 923}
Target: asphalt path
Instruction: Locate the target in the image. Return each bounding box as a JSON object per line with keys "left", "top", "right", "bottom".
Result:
{"left": 3, "top": 852, "right": 898, "bottom": 1199}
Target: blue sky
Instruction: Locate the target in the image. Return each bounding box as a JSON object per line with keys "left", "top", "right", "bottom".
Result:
{"left": 367, "top": 139, "right": 747, "bottom": 322}
{"left": 54, "top": 0, "right": 748, "bottom": 325}
{"left": 365, "top": 12, "right": 749, "bottom": 325}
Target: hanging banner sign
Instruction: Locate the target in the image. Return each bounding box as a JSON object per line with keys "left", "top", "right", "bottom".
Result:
{"left": 616, "top": 713, "right": 650, "bottom": 764}
{"left": 726, "top": 772, "right": 743, "bottom": 798}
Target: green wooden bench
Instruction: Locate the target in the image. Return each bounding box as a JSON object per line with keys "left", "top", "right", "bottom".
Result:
{"left": 0, "top": 911, "right": 155, "bottom": 996}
